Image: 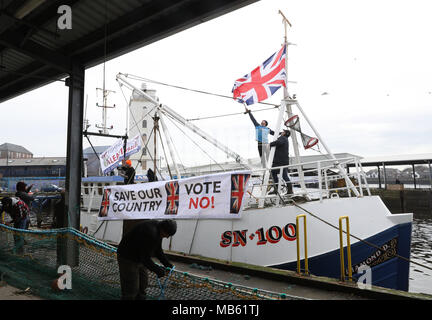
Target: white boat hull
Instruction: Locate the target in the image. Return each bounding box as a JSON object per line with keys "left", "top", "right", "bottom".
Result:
{"left": 80, "top": 195, "right": 412, "bottom": 290}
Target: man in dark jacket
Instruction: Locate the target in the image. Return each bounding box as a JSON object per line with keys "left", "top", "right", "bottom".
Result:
{"left": 116, "top": 219, "right": 177, "bottom": 300}
{"left": 1, "top": 197, "right": 30, "bottom": 253}
{"left": 52, "top": 189, "right": 65, "bottom": 228}
{"left": 269, "top": 129, "right": 293, "bottom": 195}
{"left": 1, "top": 197, "right": 29, "bottom": 229}
{"left": 245, "top": 108, "right": 274, "bottom": 167}
{"left": 15, "top": 181, "right": 35, "bottom": 227}
{"left": 15, "top": 182, "right": 34, "bottom": 207}
{"left": 118, "top": 159, "right": 135, "bottom": 185}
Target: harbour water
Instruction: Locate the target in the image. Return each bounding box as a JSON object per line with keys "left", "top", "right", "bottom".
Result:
{"left": 409, "top": 213, "right": 432, "bottom": 295}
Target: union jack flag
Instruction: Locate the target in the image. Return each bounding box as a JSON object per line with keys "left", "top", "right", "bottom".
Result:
{"left": 232, "top": 44, "right": 287, "bottom": 106}
{"left": 99, "top": 189, "right": 111, "bottom": 217}
{"left": 230, "top": 174, "right": 250, "bottom": 214}
{"left": 165, "top": 181, "right": 179, "bottom": 215}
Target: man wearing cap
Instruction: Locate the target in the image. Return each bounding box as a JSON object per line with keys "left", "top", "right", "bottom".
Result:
{"left": 118, "top": 159, "right": 135, "bottom": 185}
{"left": 116, "top": 219, "right": 177, "bottom": 300}
{"left": 269, "top": 129, "right": 293, "bottom": 195}
{"left": 245, "top": 108, "right": 275, "bottom": 167}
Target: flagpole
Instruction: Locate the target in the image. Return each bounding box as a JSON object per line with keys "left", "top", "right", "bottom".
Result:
{"left": 277, "top": 11, "right": 359, "bottom": 197}
{"left": 279, "top": 11, "right": 307, "bottom": 194}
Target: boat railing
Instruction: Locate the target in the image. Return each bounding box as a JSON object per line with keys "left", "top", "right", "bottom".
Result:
{"left": 245, "top": 156, "right": 371, "bottom": 207}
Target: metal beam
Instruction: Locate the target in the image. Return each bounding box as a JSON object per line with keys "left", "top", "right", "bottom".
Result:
{"left": 76, "top": 0, "right": 258, "bottom": 68}
{"left": 65, "top": 0, "right": 193, "bottom": 58}
{"left": 0, "top": 66, "right": 66, "bottom": 102}
{"left": 65, "top": 62, "right": 84, "bottom": 230}
{"left": 0, "top": 29, "right": 72, "bottom": 73}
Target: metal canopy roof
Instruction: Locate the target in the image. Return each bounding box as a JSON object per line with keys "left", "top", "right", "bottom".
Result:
{"left": 0, "top": 0, "right": 258, "bottom": 103}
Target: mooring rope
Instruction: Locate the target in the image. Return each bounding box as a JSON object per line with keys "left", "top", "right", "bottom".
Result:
{"left": 156, "top": 266, "right": 175, "bottom": 300}
{"left": 290, "top": 199, "right": 432, "bottom": 272}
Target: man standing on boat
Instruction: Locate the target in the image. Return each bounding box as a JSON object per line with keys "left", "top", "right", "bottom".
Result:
{"left": 116, "top": 219, "right": 177, "bottom": 300}
{"left": 245, "top": 108, "right": 274, "bottom": 167}
{"left": 118, "top": 159, "right": 135, "bottom": 185}
{"left": 269, "top": 129, "right": 293, "bottom": 195}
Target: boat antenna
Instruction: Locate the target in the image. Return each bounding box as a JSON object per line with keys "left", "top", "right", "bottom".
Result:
{"left": 95, "top": 0, "right": 115, "bottom": 134}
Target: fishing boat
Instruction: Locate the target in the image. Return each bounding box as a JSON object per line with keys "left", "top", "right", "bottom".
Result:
{"left": 79, "top": 16, "right": 413, "bottom": 291}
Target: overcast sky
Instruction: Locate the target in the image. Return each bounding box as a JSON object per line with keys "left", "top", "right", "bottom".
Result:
{"left": 1, "top": 0, "right": 432, "bottom": 167}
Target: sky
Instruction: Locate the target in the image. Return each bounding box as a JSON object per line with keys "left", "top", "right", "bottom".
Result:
{"left": 1, "top": 0, "right": 432, "bottom": 167}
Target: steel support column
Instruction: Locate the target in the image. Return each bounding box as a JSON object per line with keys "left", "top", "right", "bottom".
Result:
{"left": 65, "top": 62, "right": 84, "bottom": 229}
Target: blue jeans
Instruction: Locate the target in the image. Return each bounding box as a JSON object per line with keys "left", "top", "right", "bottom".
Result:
{"left": 13, "top": 217, "right": 28, "bottom": 254}
{"left": 13, "top": 217, "right": 29, "bottom": 230}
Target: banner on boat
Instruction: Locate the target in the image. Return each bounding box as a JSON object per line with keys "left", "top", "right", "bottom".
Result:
{"left": 97, "top": 171, "right": 251, "bottom": 220}
{"left": 99, "top": 134, "right": 142, "bottom": 174}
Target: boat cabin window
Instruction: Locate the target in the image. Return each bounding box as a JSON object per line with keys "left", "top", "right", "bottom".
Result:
{"left": 97, "top": 183, "right": 103, "bottom": 195}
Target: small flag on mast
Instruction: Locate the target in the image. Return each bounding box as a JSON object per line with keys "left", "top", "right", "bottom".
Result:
{"left": 232, "top": 44, "right": 287, "bottom": 106}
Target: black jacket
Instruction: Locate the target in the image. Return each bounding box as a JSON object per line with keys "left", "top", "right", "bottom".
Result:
{"left": 119, "top": 166, "right": 135, "bottom": 184}
{"left": 117, "top": 220, "right": 172, "bottom": 274}
{"left": 270, "top": 134, "right": 289, "bottom": 166}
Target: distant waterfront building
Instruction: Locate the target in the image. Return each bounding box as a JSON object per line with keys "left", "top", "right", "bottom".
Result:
{"left": 0, "top": 157, "right": 66, "bottom": 191}
{"left": 0, "top": 143, "right": 33, "bottom": 159}
{"left": 83, "top": 145, "right": 110, "bottom": 176}
{"left": 0, "top": 157, "right": 66, "bottom": 178}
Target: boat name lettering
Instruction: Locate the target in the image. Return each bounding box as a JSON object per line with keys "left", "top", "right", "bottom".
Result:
{"left": 351, "top": 238, "right": 398, "bottom": 274}
{"left": 220, "top": 223, "right": 296, "bottom": 247}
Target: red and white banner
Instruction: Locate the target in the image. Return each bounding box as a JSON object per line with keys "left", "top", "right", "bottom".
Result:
{"left": 98, "top": 171, "right": 251, "bottom": 220}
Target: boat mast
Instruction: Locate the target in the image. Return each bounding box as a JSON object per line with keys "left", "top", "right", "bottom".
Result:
{"left": 153, "top": 112, "right": 159, "bottom": 174}
{"left": 279, "top": 11, "right": 307, "bottom": 193}
{"left": 278, "top": 12, "right": 359, "bottom": 197}
{"left": 259, "top": 12, "right": 306, "bottom": 207}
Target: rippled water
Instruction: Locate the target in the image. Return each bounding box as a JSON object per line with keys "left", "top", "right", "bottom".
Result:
{"left": 409, "top": 214, "right": 432, "bottom": 295}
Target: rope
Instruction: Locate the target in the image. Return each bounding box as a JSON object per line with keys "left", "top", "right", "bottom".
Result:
{"left": 125, "top": 74, "right": 279, "bottom": 107}
{"left": 186, "top": 106, "right": 278, "bottom": 122}
{"left": 162, "top": 111, "right": 226, "bottom": 173}
{"left": 290, "top": 200, "right": 432, "bottom": 272}
{"left": 156, "top": 266, "right": 175, "bottom": 300}
{"left": 157, "top": 128, "right": 173, "bottom": 179}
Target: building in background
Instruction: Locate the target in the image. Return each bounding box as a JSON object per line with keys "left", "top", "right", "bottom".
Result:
{"left": 83, "top": 145, "right": 110, "bottom": 177}
{"left": 0, "top": 143, "right": 33, "bottom": 159}
{"left": 0, "top": 157, "right": 66, "bottom": 191}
